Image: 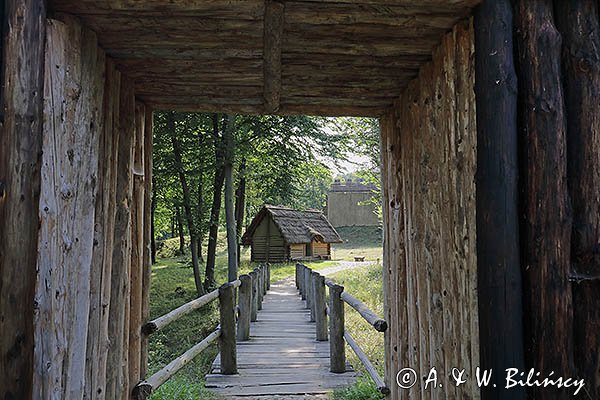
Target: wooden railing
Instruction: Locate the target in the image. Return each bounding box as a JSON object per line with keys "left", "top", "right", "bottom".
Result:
{"left": 132, "top": 264, "right": 271, "bottom": 399}
{"left": 295, "top": 263, "right": 390, "bottom": 395}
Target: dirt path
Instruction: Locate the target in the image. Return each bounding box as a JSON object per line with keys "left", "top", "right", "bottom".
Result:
{"left": 316, "top": 260, "right": 376, "bottom": 277}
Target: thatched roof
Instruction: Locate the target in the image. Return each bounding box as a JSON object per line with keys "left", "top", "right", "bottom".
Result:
{"left": 242, "top": 205, "right": 342, "bottom": 245}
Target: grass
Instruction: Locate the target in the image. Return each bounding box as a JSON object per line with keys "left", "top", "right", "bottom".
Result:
{"left": 332, "top": 226, "right": 383, "bottom": 262}
{"left": 147, "top": 227, "right": 384, "bottom": 400}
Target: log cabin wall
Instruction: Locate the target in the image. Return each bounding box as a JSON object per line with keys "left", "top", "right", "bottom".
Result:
{"left": 30, "top": 15, "right": 153, "bottom": 400}
{"left": 381, "top": 20, "right": 479, "bottom": 400}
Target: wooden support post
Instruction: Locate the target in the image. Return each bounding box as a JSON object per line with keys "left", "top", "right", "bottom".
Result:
{"left": 141, "top": 108, "right": 153, "bottom": 378}
{"left": 266, "top": 263, "right": 271, "bottom": 290}
{"left": 256, "top": 268, "right": 263, "bottom": 311}
{"left": 514, "top": 1, "right": 573, "bottom": 394}
{"left": 250, "top": 271, "right": 258, "bottom": 322}
{"left": 555, "top": 2, "right": 600, "bottom": 396}
{"left": 262, "top": 265, "right": 268, "bottom": 295}
{"left": 295, "top": 264, "right": 300, "bottom": 290}
{"left": 300, "top": 265, "right": 307, "bottom": 300}
{"left": 329, "top": 283, "right": 345, "bottom": 373}
{"left": 0, "top": 1, "right": 45, "bottom": 397}
{"left": 304, "top": 267, "right": 312, "bottom": 312}
{"left": 313, "top": 272, "right": 327, "bottom": 341}
{"left": 474, "top": 2, "right": 526, "bottom": 398}
{"left": 263, "top": 0, "right": 284, "bottom": 113}
{"left": 237, "top": 275, "right": 252, "bottom": 341}
{"left": 219, "top": 282, "right": 237, "bottom": 375}
{"left": 309, "top": 271, "right": 316, "bottom": 323}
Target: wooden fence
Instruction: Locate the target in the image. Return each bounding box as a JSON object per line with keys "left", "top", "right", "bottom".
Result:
{"left": 295, "top": 263, "right": 390, "bottom": 395}
{"left": 132, "top": 264, "right": 271, "bottom": 399}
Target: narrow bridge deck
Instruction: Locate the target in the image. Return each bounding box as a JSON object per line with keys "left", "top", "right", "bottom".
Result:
{"left": 206, "top": 279, "right": 357, "bottom": 398}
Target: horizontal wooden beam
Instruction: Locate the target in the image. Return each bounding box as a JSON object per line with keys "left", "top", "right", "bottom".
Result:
{"left": 142, "top": 288, "right": 220, "bottom": 335}
{"left": 263, "top": 0, "right": 284, "bottom": 113}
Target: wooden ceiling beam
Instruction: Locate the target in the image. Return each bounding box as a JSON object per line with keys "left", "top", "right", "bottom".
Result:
{"left": 263, "top": 0, "right": 284, "bottom": 113}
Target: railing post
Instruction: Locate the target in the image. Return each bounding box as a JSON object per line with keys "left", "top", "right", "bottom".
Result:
{"left": 237, "top": 274, "right": 252, "bottom": 341}
{"left": 300, "top": 265, "right": 307, "bottom": 300}
{"left": 219, "top": 282, "right": 237, "bottom": 374}
{"left": 295, "top": 264, "right": 300, "bottom": 290}
{"left": 262, "top": 265, "right": 267, "bottom": 296}
{"left": 304, "top": 267, "right": 312, "bottom": 313}
{"left": 266, "top": 263, "right": 271, "bottom": 290}
{"left": 309, "top": 270, "right": 316, "bottom": 323}
{"left": 329, "top": 283, "right": 345, "bottom": 373}
{"left": 313, "top": 272, "right": 327, "bottom": 341}
{"left": 256, "top": 267, "right": 263, "bottom": 310}
{"left": 250, "top": 270, "right": 258, "bottom": 322}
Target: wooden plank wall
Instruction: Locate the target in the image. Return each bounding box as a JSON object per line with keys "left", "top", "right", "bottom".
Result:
{"left": 381, "top": 20, "right": 479, "bottom": 400}
{"left": 0, "top": 1, "right": 46, "bottom": 398}
{"left": 33, "top": 16, "right": 152, "bottom": 400}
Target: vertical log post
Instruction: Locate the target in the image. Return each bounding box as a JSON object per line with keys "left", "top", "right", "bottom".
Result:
{"left": 474, "top": 1, "right": 526, "bottom": 398}
{"left": 295, "top": 264, "right": 300, "bottom": 290}
{"left": 141, "top": 108, "right": 153, "bottom": 378}
{"left": 266, "top": 263, "right": 271, "bottom": 290}
{"left": 237, "top": 274, "right": 252, "bottom": 341}
{"left": 309, "top": 271, "right": 316, "bottom": 323}
{"left": 0, "top": 1, "right": 46, "bottom": 398}
{"left": 250, "top": 270, "right": 258, "bottom": 322}
{"left": 514, "top": 2, "right": 573, "bottom": 396}
{"left": 313, "top": 272, "right": 327, "bottom": 341}
{"left": 555, "top": 2, "right": 600, "bottom": 396}
{"left": 329, "top": 283, "right": 345, "bottom": 373}
{"left": 262, "top": 265, "right": 267, "bottom": 296}
{"left": 304, "top": 267, "right": 313, "bottom": 315}
{"left": 300, "top": 265, "right": 307, "bottom": 300}
{"left": 256, "top": 268, "right": 263, "bottom": 310}
{"left": 219, "top": 282, "right": 237, "bottom": 374}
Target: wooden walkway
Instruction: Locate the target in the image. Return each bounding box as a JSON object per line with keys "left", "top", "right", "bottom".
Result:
{"left": 205, "top": 279, "right": 357, "bottom": 398}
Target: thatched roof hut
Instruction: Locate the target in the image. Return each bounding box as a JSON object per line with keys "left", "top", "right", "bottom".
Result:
{"left": 242, "top": 205, "right": 342, "bottom": 262}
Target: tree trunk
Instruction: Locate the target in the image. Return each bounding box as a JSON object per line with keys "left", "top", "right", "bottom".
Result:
{"left": 205, "top": 114, "right": 226, "bottom": 290}
{"left": 555, "top": 1, "right": 600, "bottom": 396}
{"left": 235, "top": 158, "right": 247, "bottom": 265}
{"left": 176, "top": 206, "right": 185, "bottom": 256}
{"left": 514, "top": 1, "right": 573, "bottom": 398}
{"left": 169, "top": 112, "right": 204, "bottom": 296}
{"left": 224, "top": 114, "right": 238, "bottom": 283}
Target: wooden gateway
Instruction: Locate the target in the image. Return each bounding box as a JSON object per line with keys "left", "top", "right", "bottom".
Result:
{"left": 242, "top": 205, "right": 342, "bottom": 262}
{"left": 3, "top": 1, "right": 600, "bottom": 399}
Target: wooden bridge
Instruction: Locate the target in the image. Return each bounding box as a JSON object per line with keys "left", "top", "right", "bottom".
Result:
{"left": 134, "top": 264, "right": 388, "bottom": 399}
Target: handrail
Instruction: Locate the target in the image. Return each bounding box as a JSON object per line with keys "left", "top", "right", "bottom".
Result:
{"left": 344, "top": 331, "right": 390, "bottom": 395}
{"left": 295, "top": 263, "right": 390, "bottom": 396}
{"left": 134, "top": 264, "right": 271, "bottom": 399}
{"left": 133, "top": 329, "right": 222, "bottom": 399}
{"left": 341, "top": 292, "right": 388, "bottom": 332}
{"left": 142, "top": 288, "right": 220, "bottom": 335}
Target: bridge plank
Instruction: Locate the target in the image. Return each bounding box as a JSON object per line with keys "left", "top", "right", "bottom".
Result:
{"left": 206, "top": 279, "right": 357, "bottom": 397}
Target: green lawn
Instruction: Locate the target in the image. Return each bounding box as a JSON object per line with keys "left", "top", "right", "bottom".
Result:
{"left": 148, "top": 228, "right": 384, "bottom": 400}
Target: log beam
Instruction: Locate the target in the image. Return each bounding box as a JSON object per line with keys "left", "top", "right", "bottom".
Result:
{"left": 555, "top": 1, "right": 600, "bottom": 397}
{"left": 474, "top": 2, "right": 525, "bottom": 398}
{"left": 0, "top": 1, "right": 46, "bottom": 398}
{"left": 514, "top": 1, "right": 573, "bottom": 398}
{"left": 263, "top": 0, "right": 284, "bottom": 113}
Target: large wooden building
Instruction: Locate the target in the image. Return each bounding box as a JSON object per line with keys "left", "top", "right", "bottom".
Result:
{"left": 242, "top": 205, "right": 342, "bottom": 262}
{"left": 2, "top": 1, "right": 600, "bottom": 399}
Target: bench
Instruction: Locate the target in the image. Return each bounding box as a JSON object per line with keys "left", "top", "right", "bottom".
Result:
{"left": 354, "top": 256, "right": 365, "bottom": 262}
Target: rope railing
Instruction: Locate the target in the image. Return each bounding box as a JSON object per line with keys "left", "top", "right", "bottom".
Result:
{"left": 133, "top": 264, "right": 271, "bottom": 399}
{"left": 295, "top": 263, "right": 389, "bottom": 395}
